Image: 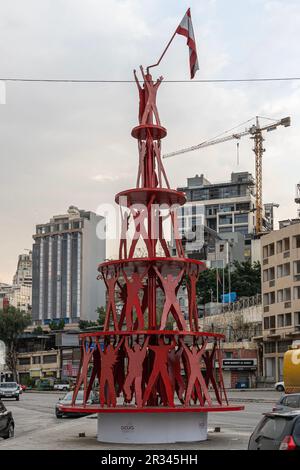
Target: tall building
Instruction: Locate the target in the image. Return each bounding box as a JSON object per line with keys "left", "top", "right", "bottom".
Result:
{"left": 13, "top": 252, "right": 32, "bottom": 287}
{"left": 176, "top": 171, "right": 273, "bottom": 264}
{"left": 260, "top": 219, "right": 300, "bottom": 383}
{"left": 32, "top": 206, "right": 105, "bottom": 325}
{"left": 9, "top": 251, "right": 32, "bottom": 312}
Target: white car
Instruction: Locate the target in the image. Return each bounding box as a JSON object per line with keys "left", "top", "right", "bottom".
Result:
{"left": 275, "top": 381, "right": 285, "bottom": 392}
{"left": 53, "top": 382, "right": 70, "bottom": 391}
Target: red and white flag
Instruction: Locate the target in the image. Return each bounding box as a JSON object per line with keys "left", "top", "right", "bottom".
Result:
{"left": 176, "top": 8, "right": 199, "bottom": 79}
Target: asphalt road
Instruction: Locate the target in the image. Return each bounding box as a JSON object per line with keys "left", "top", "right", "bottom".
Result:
{"left": 0, "top": 390, "right": 281, "bottom": 450}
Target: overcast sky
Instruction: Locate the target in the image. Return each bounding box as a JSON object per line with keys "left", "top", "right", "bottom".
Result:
{"left": 1, "top": 0, "right": 300, "bottom": 283}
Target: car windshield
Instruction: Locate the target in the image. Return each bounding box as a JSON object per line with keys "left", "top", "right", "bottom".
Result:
{"left": 259, "top": 416, "right": 289, "bottom": 440}
{"left": 0, "top": 382, "right": 17, "bottom": 388}
{"left": 62, "top": 391, "right": 84, "bottom": 402}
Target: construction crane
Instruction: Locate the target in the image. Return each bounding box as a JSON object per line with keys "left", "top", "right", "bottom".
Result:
{"left": 163, "top": 116, "right": 291, "bottom": 234}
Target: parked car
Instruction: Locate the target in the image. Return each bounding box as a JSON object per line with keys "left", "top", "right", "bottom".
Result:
{"left": 0, "top": 400, "right": 14, "bottom": 439}
{"left": 0, "top": 382, "right": 20, "bottom": 401}
{"left": 273, "top": 393, "right": 300, "bottom": 413}
{"left": 275, "top": 381, "right": 285, "bottom": 392}
{"left": 55, "top": 390, "right": 99, "bottom": 418}
{"left": 53, "top": 382, "right": 70, "bottom": 392}
{"left": 248, "top": 410, "right": 300, "bottom": 450}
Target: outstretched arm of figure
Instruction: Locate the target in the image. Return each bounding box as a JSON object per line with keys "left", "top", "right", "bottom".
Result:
{"left": 122, "top": 269, "right": 128, "bottom": 283}
{"left": 116, "top": 336, "right": 125, "bottom": 352}
{"left": 155, "top": 76, "right": 164, "bottom": 88}
{"left": 179, "top": 337, "right": 189, "bottom": 354}
{"left": 175, "top": 268, "right": 184, "bottom": 284}
{"left": 139, "top": 65, "right": 146, "bottom": 82}
{"left": 153, "top": 266, "right": 163, "bottom": 283}
{"left": 142, "top": 336, "right": 150, "bottom": 351}
{"left": 133, "top": 69, "right": 142, "bottom": 91}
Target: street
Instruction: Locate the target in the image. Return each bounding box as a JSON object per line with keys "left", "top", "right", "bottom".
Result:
{"left": 0, "top": 390, "right": 281, "bottom": 450}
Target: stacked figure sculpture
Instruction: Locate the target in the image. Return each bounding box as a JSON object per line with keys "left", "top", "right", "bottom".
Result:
{"left": 70, "top": 67, "right": 233, "bottom": 413}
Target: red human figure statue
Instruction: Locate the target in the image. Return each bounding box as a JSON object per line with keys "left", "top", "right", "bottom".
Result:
{"left": 119, "top": 210, "right": 130, "bottom": 259}
{"left": 140, "top": 66, "right": 163, "bottom": 126}
{"left": 99, "top": 338, "right": 125, "bottom": 407}
{"left": 180, "top": 338, "right": 212, "bottom": 406}
{"left": 154, "top": 266, "right": 187, "bottom": 330}
{"left": 203, "top": 343, "right": 222, "bottom": 404}
{"left": 187, "top": 265, "right": 200, "bottom": 331}
{"left": 122, "top": 268, "right": 148, "bottom": 330}
{"left": 128, "top": 205, "right": 153, "bottom": 258}
{"left": 143, "top": 337, "right": 176, "bottom": 407}
{"left": 72, "top": 339, "right": 97, "bottom": 405}
{"left": 102, "top": 266, "right": 119, "bottom": 331}
{"left": 123, "top": 336, "right": 149, "bottom": 407}
{"left": 168, "top": 345, "right": 185, "bottom": 403}
{"left": 134, "top": 69, "right": 146, "bottom": 124}
{"left": 85, "top": 346, "right": 101, "bottom": 404}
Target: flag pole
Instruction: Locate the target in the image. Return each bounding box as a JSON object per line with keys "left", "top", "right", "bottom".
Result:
{"left": 147, "top": 29, "right": 178, "bottom": 74}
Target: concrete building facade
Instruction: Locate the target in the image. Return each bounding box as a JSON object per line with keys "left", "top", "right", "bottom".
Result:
{"left": 32, "top": 206, "right": 105, "bottom": 325}
{"left": 261, "top": 220, "right": 300, "bottom": 383}
{"left": 176, "top": 172, "right": 272, "bottom": 264}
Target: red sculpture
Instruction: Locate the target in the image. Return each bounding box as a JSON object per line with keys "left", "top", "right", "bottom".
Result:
{"left": 66, "top": 63, "right": 242, "bottom": 420}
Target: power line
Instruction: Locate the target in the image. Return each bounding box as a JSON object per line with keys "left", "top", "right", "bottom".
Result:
{"left": 1, "top": 76, "right": 300, "bottom": 83}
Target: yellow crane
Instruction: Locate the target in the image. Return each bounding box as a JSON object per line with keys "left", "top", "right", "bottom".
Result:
{"left": 163, "top": 116, "right": 291, "bottom": 234}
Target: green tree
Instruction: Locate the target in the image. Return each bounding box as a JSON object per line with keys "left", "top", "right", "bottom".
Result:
{"left": 49, "top": 319, "right": 65, "bottom": 331}
{"left": 196, "top": 260, "right": 261, "bottom": 304}
{"left": 79, "top": 306, "right": 106, "bottom": 331}
{"left": 0, "top": 306, "right": 31, "bottom": 381}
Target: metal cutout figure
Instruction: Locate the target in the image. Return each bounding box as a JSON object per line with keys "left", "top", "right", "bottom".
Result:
{"left": 124, "top": 336, "right": 149, "bottom": 407}
{"left": 99, "top": 338, "right": 124, "bottom": 407}
{"left": 122, "top": 268, "right": 148, "bottom": 330}
{"left": 143, "top": 337, "right": 175, "bottom": 407}
{"left": 154, "top": 266, "right": 187, "bottom": 330}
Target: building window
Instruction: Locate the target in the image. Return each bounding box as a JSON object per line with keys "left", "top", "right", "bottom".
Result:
{"left": 219, "top": 227, "right": 233, "bottom": 233}
{"left": 264, "top": 342, "right": 276, "bottom": 354}
{"left": 277, "top": 240, "right": 283, "bottom": 254}
{"left": 283, "top": 237, "right": 290, "bottom": 251}
{"left": 269, "top": 243, "right": 275, "bottom": 256}
{"left": 270, "top": 316, "right": 276, "bottom": 328}
{"left": 278, "top": 340, "right": 292, "bottom": 353}
{"left": 18, "top": 357, "right": 30, "bottom": 365}
{"left": 277, "top": 263, "right": 290, "bottom": 278}
{"left": 263, "top": 246, "right": 268, "bottom": 259}
{"left": 285, "top": 313, "right": 292, "bottom": 327}
{"left": 294, "top": 286, "right": 300, "bottom": 300}
{"left": 269, "top": 292, "right": 275, "bottom": 304}
{"left": 264, "top": 317, "right": 270, "bottom": 329}
{"left": 263, "top": 269, "right": 268, "bottom": 282}
{"left": 294, "top": 312, "right": 300, "bottom": 326}
{"left": 225, "top": 351, "right": 233, "bottom": 358}
{"left": 42, "top": 354, "right": 57, "bottom": 364}
{"left": 293, "top": 260, "right": 300, "bottom": 275}
{"left": 277, "top": 288, "right": 291, "bottom": 302}
{"left": 234, "top": 213, "right": 248, "bottom": 224}
{"left": 32, "top": 356, "right": 41, "bottom": 364}
{"left": 293, "top": 235, "right": 300, "bottom": 249}
{"left": 277, "top": 314, "right": 284, "bottom": 328}
{"left": 234, "top": 225, "right": 248, "bottom": 236}
{"left": 219, "top": 215, "right": 233, "bottom": 225}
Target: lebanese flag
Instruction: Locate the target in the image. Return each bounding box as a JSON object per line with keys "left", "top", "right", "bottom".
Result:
{"left": 176, "top": 8, "right": 199, "bottom": 79}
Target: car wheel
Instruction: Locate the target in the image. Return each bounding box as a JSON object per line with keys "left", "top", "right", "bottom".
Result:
{"left": 3, "top": 423, "right": 14, "bottom": 439}
{"left": 276, "top": 385, "right": 284, "bottom": 392}
{"left": 56, "top": 411, "right": 63, "bottom": 419}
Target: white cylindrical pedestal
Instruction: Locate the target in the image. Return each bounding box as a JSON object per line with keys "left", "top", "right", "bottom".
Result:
{"left": 97, "top": 412, "right": 207, "bottom": 444}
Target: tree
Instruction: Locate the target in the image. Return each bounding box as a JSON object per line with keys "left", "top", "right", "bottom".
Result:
{"left": 49, "top": 319, "right": 65, "bottom": 331}
{"left": 78, "top": 306, "right": 106, "bottom": 331}
{"left": 0, "top": 306, "right": 31, "bottom": 381}
{"left": 196, "top": 260, "right": 261, "bottom": 304}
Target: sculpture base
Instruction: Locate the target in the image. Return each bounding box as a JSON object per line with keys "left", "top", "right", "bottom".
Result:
{"left": 97, "top": 412, "right": 208, "bottom": 444}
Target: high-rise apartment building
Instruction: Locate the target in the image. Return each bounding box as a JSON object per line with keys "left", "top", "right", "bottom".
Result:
{"left": 176, "top": 172, "right": 273, "bottom": 263}
{"left": 261, "top": 220, "right": 300, "bottom": 382}
{"left": 32, "top": 206, "right": 105, "bottom": 325}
